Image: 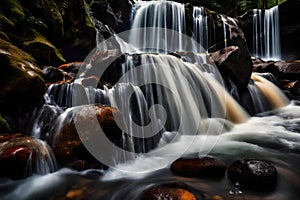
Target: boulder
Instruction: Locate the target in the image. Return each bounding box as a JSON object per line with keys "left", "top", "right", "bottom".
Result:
{"left": 0, "top": 135, "right": 56, "bottom": 180}
{"left": 142, "top": 182, "right": 204, "bottom": 200}
{"left": 53, "top": 105, "right": 126, "bottom": 169}
{"left": 171, "top": 156, "right": 226, "bottom": 178}
{"left": 0, "top": 38, "right": 45, "bottom": 110}
{"left": 42, "top": 66, "right": 65, "bottom": 84}
{"left": 227, "top": 159, "right": 277, "bottom": 190}
{"left": 210, "top": 37, "right": 253, "bottom": 91}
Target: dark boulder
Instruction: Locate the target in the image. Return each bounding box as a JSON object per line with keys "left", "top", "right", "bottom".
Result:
{"left": 42, "top": 66, "right": 65, "bottom": 84}
{"left": 227, "top": 159, "right": 277, "bottom": 190}
{"left": 210, "top": 37, "right": 253, "bottom": 91}
{"left": 171, "top": 156, "right": 226, "bottom": 178}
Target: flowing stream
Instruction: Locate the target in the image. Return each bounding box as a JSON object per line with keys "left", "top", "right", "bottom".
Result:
{"left": 0, "top": 1, "right": 298, "bottom": 200}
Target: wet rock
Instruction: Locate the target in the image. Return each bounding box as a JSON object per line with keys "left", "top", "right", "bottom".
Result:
{"left": 0, "top": 133, "right": 22, "bottom": 143}
{"left": 0, "top": 38, "right": 45, "bottom": 110}
{"left": 142, "top": 182, "right": 204, "bottom": 200}
{"left": 53, "top": 105, "right": 126, "bottom": 169}
{"left": 42, "top": 66, "right": 65, "bottom": 84}
{"left": 288, "top": 81, "right": 300, "bottom": 100}
{"left": 0, "top": 135, "right": 56, "bottom": 180}
{"left": 210, "top": 37, "right": 253, "bottom": 90}
{"left": 227, "top": 159, "right": 277, "bottom": 190}
{"left": 171, "top": 156, "right": 226, "bottom": 178}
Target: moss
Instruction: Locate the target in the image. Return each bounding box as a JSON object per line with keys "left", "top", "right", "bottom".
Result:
{"left": 0, "top": 0, "right": 25, "bottom": 22}
{"left": 0, "top": 114, "right": 11, "bottom": 133}
{"left": 0, "top": 38, "right": 45, "bottom": 109}
{"left": 0, "top": 13, "right": 15, "bottom": 28}
{"left": 23, "top": 31, "right": 66, "bottom": 66}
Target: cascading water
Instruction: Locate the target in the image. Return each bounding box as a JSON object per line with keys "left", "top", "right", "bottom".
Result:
{"left": 2, "top": 1, "right": 300, "bottom": 200}
{"left": 129, "top": 1, "right": 186, "bottom": 52}
{"left": 192, "top": 6, "right": 208, "bottom": 52}
{"left": 252, "top": 6, "right": 281, "bottom": 60}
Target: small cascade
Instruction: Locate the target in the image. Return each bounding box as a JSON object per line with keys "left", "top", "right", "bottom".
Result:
{"left": 129, "top": 1, "right": 186, "bottom": 53}
{"left": 251, "top": 74, "right": 289, "bottom": 108}
{"left": 252, "top": 6, "right": 281, "bottom": 60}
{"left": 46, "top": 83, "right": 110, "bottom": 108}
{"left": 192, "top": 6, "right": 208, "bottom": 52}
{"left": 0, "top": 136, "right": 57, "bottom": 175}
{"left": 220, "top": 15, "right": 228, "bottom": 47}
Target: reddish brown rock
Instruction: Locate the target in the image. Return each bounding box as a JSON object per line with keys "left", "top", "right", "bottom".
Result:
{"left": 227, "top": 159, "right": 277, "bottom": 190}
{"left": 53, "top": 105, "right": 126, "bottom": 169}
{"left": 171, "top": 157, "right": 226, "bottom": 178}
{"left": 0, "top": 145, "right": 37, "bottom": 179}
{"left": 142, "top": 182, "right": 204, "bottom": 200}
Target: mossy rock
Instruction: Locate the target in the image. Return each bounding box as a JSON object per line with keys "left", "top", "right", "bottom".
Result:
{"left": 23, "top": 31, "right": 65, "bottom": 66}
{"left": 0, "top": 38, "right": 45, "bottom": 110}
{"left": 0, "top": 114, "right": 11, "bottom": 133}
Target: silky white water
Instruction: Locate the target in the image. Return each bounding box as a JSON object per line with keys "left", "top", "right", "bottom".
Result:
{"left": 252, "top": 6, "right": 281, "bottom": 60}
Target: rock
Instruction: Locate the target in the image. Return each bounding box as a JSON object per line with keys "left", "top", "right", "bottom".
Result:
{"left": 288, "top": 81, "right": 300, "bottom": 100}
{"left": 142, "top": 182, "right": 204, "bottom": 200}
{"left": 253, "top": 59, "right": 300, "bottom": 81}
{"left": 0, "top": 114, "right": 11, "bottom": 133}
{"left": 22, "top": 31, "right": 66, "bottom": 66}
{"left": 0, "top": 135, "right": 56, "bottom": 180}
{"left": 90, "top": 0, "right": 132, "bottom": 33}
{"left": 53, "top": 105, "right": 126, "bottom": 169}
{"left": 171, "top": 156, "right": 226, "bottom": 178}
{"left": 0, "top": 38, "right": 45, "bottom": 110}
{"left": 279, "top": 0, "right": 300, "bottom": 60}
{"left": 0, "top": 133, "right": 22, "bottom": 143}
{"left": 210, "top": 37, "right": 253, "bottom": 90}
{"left": 18, "top": 0, "right": 64, "bottom": 41}
{"left": 42, "top": 66, "right": 65, "bottom": 84}
{"left": 56, "top": 0, "right": 97, "bottom": 62}
{"left": 227, "top": 159, "right": 277, "bottom": 190}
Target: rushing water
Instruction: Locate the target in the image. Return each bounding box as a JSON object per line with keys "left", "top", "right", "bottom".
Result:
{"left": 252, "top": 6, "right": 281, "bottom": 60}
{"left": 0, "top": 1, "right": 298, "bottom": 199}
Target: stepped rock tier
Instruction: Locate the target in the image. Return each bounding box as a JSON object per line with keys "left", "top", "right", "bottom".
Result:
{"left": 0, "top": 0, "right": 300, "bottom": 199}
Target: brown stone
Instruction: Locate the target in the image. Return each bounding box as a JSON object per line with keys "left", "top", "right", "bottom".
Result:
{"left": 171, "top": 156, "right": 226, "bottom": 178}
{"left": 142, "top": 182, "right": 204, "bottom": 200}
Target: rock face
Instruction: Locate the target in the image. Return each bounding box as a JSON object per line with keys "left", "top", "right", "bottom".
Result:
{"left": 279, "top": 0, "right": 300, "bottom": 60}
{"left": 0, "top": 39, "right": 45, "bottom": 111}
{"left": 227, "top": 159, "right": 277, "bottom": 190}
{"left": 53, "top": 105, "right": 126, "bottom": 169}
{"left": 0, "top": 0, "right": 96, "bottom": 66}
{"left": 171, "top": 157, "right": 226, "bottom": 178}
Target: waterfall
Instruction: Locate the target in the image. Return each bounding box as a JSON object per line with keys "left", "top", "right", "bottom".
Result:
{"left": 129, "top": 1, "right": 186, "bottom": 53}
{"left": 252, "top": 6, "right": 281, "bottom": 60}
{"left": 192, "top": 6, "right": 208, "bottom": 52}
